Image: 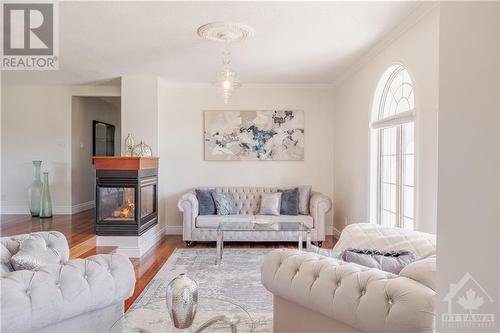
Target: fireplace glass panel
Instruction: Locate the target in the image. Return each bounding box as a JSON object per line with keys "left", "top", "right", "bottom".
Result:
{"left": 99, "top": 187, "right": 135, "bottom": 222}
{"left": 141, "top": 185, "right": 155, "bottom": 218}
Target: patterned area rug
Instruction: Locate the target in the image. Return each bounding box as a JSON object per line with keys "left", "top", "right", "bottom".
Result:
{"left": 130, "top": 248, "right": 273, "bottom": 333}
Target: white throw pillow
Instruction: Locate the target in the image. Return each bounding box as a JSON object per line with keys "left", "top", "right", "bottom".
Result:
{"left": 259, "top": 192, "right": 282, "bottom": 216}
{"left": 11, "top": 235, "right": 62, "bottom": 271}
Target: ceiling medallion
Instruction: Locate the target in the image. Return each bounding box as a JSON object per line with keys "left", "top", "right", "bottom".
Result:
{"left": 198, "top": 22, "right": 254, "bottom": 104}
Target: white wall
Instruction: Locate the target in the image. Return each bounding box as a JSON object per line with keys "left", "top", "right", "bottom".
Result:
{"left": 1, "top": 83, "right": 121, "bottom": 214}
{"left": 71, "top": 97, "right": 121, "bottom": 209}
{"left": 157, "top": 83, "right": 335, "bottom": 232}
{"left": 332, "top": 6, "right": 439, "bottom": 234}
{"left": 437, "top": 2, "right": 499, "bottom": 331}
{"left": 1, "top": 85, "right": 73, "bottom": 214}
{"left": 121, "top": 76, "right": 159, "bottom": 154}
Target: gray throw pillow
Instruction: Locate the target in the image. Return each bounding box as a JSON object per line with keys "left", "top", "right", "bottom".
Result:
{"left": 259, "top": 192, "right": 282, "bottom": 216}
{"left": 212, "top": 192, "right": 238, "bottom": 215}
{"left": 11, "top": 235, "right": 62, "bottom": 271}
{"left": 279, "top": 188, "right": 299, "bottom": 215}
{"left": 342, "top": 248, "right": 416, "bottom": 274}
{"left": 195, "top": 189, "right": 216, "bottom": 215}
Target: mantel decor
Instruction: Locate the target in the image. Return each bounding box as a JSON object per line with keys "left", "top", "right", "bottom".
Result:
{"left": 204, "top": 110, "right": 305, "bottom": 161}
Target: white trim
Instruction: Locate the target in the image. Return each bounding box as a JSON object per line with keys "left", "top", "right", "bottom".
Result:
{"left": 165, "top": 225, "right": 183, "bottom": 235}
{"left": 71, "top": 201, "right": 95, "bottom": 214}
{"left": 371, "top": 110, "right": 415, "bottom": 129}
{"left": 332, "top": 2, "right": 439, "bottom": 87}
{"left": 1, "top": 201, "right": 95, "bottom": 215}
{"left": 158, "top": 81, "right": 336, "bottom": 89}
{"left": 97, "top": 224, "right": 166, "bottom": 258}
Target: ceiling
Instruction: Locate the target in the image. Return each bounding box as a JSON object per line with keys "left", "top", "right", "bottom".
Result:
{"left": 3, "top": 1, "right": 422, "bottom": 85}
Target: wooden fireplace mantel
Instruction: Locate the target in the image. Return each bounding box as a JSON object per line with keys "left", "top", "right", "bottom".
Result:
{"left": 93, "top": 156, "right": 159, "bottom": 170}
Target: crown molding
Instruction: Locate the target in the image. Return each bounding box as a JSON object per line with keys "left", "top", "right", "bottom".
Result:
{"left": 331, "top": 2, "right": 439, "bottom": 88}
{"left": 158, "top": 81, "right": 335, "bottom": 89}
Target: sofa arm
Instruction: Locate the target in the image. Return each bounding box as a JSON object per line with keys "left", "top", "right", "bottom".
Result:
{"left": 177, "top": 192, "right": 199, "bottom": 241}
{"left": 1, "top": 254, "right": 135, "bottom": 333}
{"left": 261, "top": 249, "right": 435, "bottom": 333}
{"left": 309, "top": 192, "right": 332, "bottom": 241}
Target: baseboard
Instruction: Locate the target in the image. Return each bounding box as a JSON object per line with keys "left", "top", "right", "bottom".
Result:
{"left": 72, "top": 201, "right": 95, "bottom": 214}
{"left": 1, "top": 201, "right": 95, "bottom": 215}
{"left": 165, "top": 225, "right": 183, "bottom": 235}
{"left": 326, "top": 225, "right": 341, "bottom": 239}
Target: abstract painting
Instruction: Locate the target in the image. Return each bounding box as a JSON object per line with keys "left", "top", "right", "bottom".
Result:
{"left": 204, "top": 110, "right": 304, "bottom": 161}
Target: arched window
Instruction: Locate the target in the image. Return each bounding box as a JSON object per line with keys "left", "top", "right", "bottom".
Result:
{"left": 370, "top": 65, "right": 415, "bottom": 230}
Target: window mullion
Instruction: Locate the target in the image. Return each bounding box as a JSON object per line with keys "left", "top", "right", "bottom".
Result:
{"left": 378, "top": 129, "right": 383, "bottom": 226}
{"left": 396, "top": 126, "right": 402, "bottom": 228}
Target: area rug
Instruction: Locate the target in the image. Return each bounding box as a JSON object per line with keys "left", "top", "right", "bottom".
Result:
{"left": 129, "top": 248, "right": 273, "bottom": 332}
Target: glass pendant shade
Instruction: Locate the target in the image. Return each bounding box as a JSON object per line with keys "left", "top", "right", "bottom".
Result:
{"left": 212, "top": 50, "right": 241, "bottom": 104}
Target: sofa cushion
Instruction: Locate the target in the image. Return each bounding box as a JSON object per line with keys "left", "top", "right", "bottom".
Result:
{"left": 196, "top": 214, "right": 254, "bottom": 228}
{"left": 195, "top": 189, "right": 216, "bottom": 215}
{"left": 279, "top": 188, "right": 299, "bottom": 215}
{"left": 260, "top": 192, "right": 282, "bottom": 216}
{"left": 212, "top": 192, "right": 238, "bottom": 215}
{"left": 254, "top": 214, "right": 314, "bottom": 229}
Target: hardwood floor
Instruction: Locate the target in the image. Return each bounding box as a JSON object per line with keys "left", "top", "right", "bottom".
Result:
{"left": 1, "top": 210, "right": 337, "bottom": 311}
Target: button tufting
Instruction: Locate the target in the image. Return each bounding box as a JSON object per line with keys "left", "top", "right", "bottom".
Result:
{"left": 388, "top": 298, "right": 393, "bottom": 305}
{"left": 361, "top": 289, "right": 366, "bottom": 296}
{"left": 26, "top": 289, "right": 31, "bottom": 295}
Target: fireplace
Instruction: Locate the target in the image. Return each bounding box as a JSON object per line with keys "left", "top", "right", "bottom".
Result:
{"left": 94, "top": 157, "right": 159, "bottom": 236}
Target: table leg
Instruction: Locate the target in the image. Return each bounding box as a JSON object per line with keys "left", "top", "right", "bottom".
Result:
{"left": 298, "top": 232, "right": 303, "bottom": 251}
{"left": 216, "top": 230, "right": 223, "bottom": 265}
{"left": 306, "top": 230, "right": 311, "bottom": 251}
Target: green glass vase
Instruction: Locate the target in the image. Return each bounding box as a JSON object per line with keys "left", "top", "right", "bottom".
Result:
{"left": 28, "top": 161, "right": 43, "bottom": 217}
{"left": 39, "top": 172, "right": 53, "bottom": 218}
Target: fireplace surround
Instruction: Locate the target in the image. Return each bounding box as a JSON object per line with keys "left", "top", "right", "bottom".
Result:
{"left": 93, "top": 157, "right": 159, "bottom": 236}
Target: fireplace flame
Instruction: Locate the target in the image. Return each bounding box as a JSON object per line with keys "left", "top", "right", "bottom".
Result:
{"left": 111, "top": 200, "right": 135, "bottom": 218}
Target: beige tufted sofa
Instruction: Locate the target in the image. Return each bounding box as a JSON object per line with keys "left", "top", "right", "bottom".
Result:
{"left": 261, "top": 223, "right": 436, "bottom": 333}
{"left": 1, "top": 231, "right": 136, "bottom": 333}
{"left": 177, "top": 186, "right": 332, "bottom": 245}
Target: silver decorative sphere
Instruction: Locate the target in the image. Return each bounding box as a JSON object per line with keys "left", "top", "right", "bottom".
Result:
{"left": 166, "top": 274, "right": 198, "bottom": 329}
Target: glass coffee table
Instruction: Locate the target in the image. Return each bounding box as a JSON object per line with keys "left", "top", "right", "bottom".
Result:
{"left": 216, "top": 221, "right": 311, "bottom": 265}
{"left": 110, "top": 297, "right": 254, "bottom": 333}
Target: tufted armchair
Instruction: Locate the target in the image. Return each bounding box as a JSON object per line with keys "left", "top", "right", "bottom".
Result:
{"left": 261, "top": 223, "right": 436, "bottom": 333}
{"left": 178, "top": 186, "right": 332, "bottom": 245}
{"left": 1, "top": 231, "right": 136, "bottom": 333}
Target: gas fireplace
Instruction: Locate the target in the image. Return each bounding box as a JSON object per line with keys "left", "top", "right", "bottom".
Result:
{"left": 93, "top": 157, "right": 159, "bottom": 236}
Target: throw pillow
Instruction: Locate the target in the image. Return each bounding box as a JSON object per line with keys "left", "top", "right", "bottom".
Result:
{"left": 212, "top": 192, "right": 238, "bottom": 215}
{"left": 259, "top": 192, "right": 282, "bottom": 216}
{"left": 11, "top": 235, "right": 62, "bottom": 271}
{"left": 297, "top": 185, "right": 312, "bottom": 215}
{"left": 342, "top": 248, "right": 416, "bottom": 274}
{"left": 278, "top": 188, "right": 299, "bottom": 215}
{"left": 195, "top": 189, "right": 216, "bottom": 215}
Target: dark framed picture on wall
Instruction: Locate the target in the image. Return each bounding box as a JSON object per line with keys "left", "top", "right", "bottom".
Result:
{"left": 93, "top": 120, "right": 115, "bottom": 157}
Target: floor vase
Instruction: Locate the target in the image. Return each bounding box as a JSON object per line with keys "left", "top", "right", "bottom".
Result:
{"left": 28, "top": 161, "right": 43, "bottom": 216}
{"left": 39, "top": 172, "right": 53, "bottom": 218}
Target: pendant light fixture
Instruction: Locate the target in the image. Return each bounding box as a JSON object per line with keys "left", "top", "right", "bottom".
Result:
{"left": 198, "top": 22, "right": 255, "bottom": 104}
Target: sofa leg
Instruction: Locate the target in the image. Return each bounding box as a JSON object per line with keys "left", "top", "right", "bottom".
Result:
{"left": 185, "top": 241, "right": 193, "bottom": 247}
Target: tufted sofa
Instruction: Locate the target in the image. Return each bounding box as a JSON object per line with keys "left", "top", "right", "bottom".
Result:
{"left": 177, "top": 186, "right": 332, "bottom": 244}
{"left": 261, "top": 223, "right": 436, "bottom": 333}
{"left": 1, "top": 231, "right": 136, "bottom": 333}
